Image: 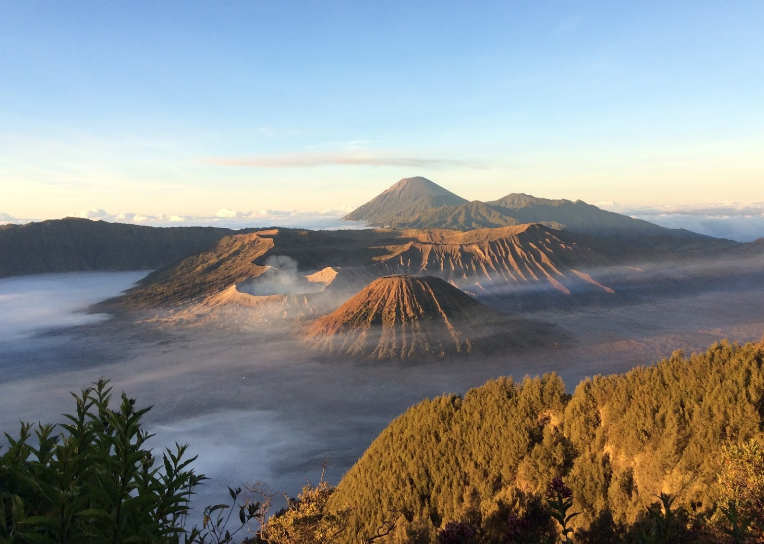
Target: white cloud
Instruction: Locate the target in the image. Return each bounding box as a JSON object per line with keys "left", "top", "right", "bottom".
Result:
{"left": 204, "top": 151, "right": 483, "bottom": 169}
{"left": 78, "top": 208, "right": 112, "bottom": 220}
{"left": 118, "top": 213, "right": 150, "bottom": 223}
{"left": 601, "top": 202, "right": 764, "bottom": 242}
{"left": 50, "top": 208, "right": 362, "bottom": 231}
{"left": 215, "top": 208, "right": 237, "bottom": 218}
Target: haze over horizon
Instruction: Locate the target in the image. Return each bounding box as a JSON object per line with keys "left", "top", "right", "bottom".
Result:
{"left": 2, "top": 1, "right": 763, "bottom": 226}
{"left": 3, "top": 174, "right": 763, "bottom": 242}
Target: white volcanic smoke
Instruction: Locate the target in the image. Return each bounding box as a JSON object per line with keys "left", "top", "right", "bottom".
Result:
{"left": 239, "top": 255, "right": 324, "bottom": 296}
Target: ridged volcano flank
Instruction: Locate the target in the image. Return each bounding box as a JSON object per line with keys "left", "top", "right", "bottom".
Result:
{"left": 344, "top": 177, "right": 467, "bottom": 226}
{"left": 305, "top": 275, "right": 534, "bottom": 360}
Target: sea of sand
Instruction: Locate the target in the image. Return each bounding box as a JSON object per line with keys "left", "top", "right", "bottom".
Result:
{"left": 1, "top": 268, "right": 763, "bottom": 517}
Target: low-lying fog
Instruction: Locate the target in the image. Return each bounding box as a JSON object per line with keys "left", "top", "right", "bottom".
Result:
{"left": 0, "top": 271, "right": 149, "bottom": 342}
{"left": 1, "top": 265, "right": 763, "bottom": 519}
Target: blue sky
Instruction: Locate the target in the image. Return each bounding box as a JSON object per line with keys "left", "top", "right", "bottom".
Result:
{"left": 1, "top": 1, "right": 763, "bottom": 221}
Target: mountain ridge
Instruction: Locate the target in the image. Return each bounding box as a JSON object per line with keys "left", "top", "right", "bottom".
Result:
{"left": 0, "top": 218, "right": 237, "bottom": 278}
{"left": 112, "top": 224, "right": 616, "bottom": 309}
{"left": 1, "top": 179, "right": 744, "bottom": 280}
{"left": 343, "top": 178, "right": 726, "bottom": 244}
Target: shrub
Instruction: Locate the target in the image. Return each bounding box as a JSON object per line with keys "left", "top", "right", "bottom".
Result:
{"left": 0, "top": 378, "right": 204, "bottom": 543}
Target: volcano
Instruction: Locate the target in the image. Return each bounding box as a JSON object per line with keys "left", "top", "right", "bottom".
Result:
{"left": 305, "top": 275, "right": 554, "bottom": 360}
{"left": 344, "top": 177, "right": 467, "bottom": 226}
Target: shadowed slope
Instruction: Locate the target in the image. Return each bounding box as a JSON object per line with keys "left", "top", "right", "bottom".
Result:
{"left": 113, "top": 225, "right": 616, "bottom": 309}
{"left": 114, "top": 231, "right": 276, "bottom": 307}
{"left": 344, "top": 177, "right": 467, "bottom": 226}
{"left": 305, "top": 275, "right": 552, "bottom": 360}
{"left": 486, "top": 193, "right": 663, "bottom": 235}
{"left": 112, "top": 228, "right": 402, "bottom": 308}
{"left": 394, "top": 200, "right": 527, "bottom": 230}
{"left": 374, "top": 224, "right": 613, "bottom": 295}
{"left": 343, "top": 180, "right": 733, "bottom": 257}
{"left": 0, "top": 218, "right": 235, "bottom": 278}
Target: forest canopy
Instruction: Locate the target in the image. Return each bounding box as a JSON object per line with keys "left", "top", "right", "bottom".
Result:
{"left": 329, "top": 340, "right": 763, "bottom": 542}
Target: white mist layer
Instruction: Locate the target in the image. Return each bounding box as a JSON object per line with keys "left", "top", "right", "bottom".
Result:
{"left": 0, "top": 271, "right": 149, "bottom": 342}
{"left": 0, "top": 266, "right": 763, "bottom": 519}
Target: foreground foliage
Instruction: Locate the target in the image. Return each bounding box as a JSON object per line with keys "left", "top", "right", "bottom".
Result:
{"left": 1, "top": 339, "right": 762, "bottom": 543}
{"left": 329, "top": 340, "right": 764, "bottom": 542}
{"left": 0, "top": 379, "right": 204, "bottom": 543}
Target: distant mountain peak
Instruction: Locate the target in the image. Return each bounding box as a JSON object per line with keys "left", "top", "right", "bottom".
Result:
{"left": 344, "top": 177, "right": 467, "bottom": 225}
{"left": 345, "top": 178, "right": 693, "bottom": 239}
{"left": 388, "top": 176, "right": 446, "bottom": 191}
{"left": 491, "top": 193, "right": 572, "bottom": 208}
{"left": 382, "top": 176, "right": 463, "bottom": 198}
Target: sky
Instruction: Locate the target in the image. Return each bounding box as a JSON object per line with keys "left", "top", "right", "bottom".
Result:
{"left": 1, "top": 1, "right": 763, "bottom": 228}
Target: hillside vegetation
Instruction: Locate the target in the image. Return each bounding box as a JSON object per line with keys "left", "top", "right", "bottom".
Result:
{"left": 329, "top": 340, "right": 763, "bottom": 542}
{"left": 1, "top": 341, "right": 762, "bottom": 543}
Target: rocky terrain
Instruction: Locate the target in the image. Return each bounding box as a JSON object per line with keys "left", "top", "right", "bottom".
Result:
{"left": 2, "top": 179, "right": 752, "bottom": 283}
{"left": 304, "top": 275, "right": 557, "bottom": 360}
{"left": 111, "top": 224, "right": 617, "bottom": 313}
{"left": 374, "top": 224, "right": 614, "bottom": 295}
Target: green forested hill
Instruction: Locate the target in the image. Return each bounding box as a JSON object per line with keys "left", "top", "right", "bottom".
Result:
{"left": 329, "top": 340, "right": 763, "bottom": 542}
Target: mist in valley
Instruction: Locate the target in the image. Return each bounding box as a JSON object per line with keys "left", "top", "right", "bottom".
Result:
{"left": 0, "top": 271, "right": 149, "bottom": 343}
{"left": 1, "top": 259, "right": 764, "bottom": 517}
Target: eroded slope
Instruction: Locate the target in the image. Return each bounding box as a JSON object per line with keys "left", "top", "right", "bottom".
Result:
{"left": 114, "top": 225, "right": 615, "bottom": 310}
{"left": 305, "top": 275, "right": 553, "bottom": 360}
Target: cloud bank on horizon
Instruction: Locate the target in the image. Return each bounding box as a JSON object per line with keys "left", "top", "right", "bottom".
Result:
{"left": 2, "top": 202, "right": 763, "bottom": 242}
{"left": 610, "top": 203, "right": 764, "bottom": 243}
{"left": 0, "top": 208, "right": 361, "bottom": 231}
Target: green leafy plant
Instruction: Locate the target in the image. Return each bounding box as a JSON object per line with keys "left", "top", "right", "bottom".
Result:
{"left": 191, "top": 486, "right": 265, "bottom": 544}
{"left": 0, "top": 378, "right": 205, "bottom": 543}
